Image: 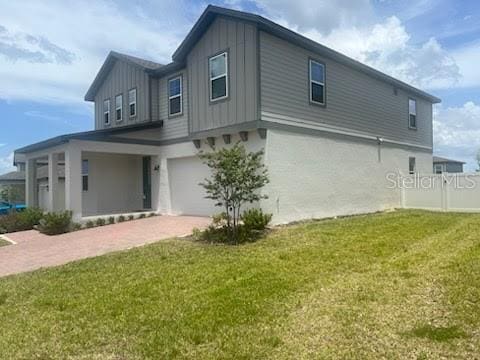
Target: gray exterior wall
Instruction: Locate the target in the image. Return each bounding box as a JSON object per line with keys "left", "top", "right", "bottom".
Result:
{"left": 187, "top": 16, "right": 259, "bottom": 134}
{"left": 259, "top": 31, "right": 433, "bottom": 148}
{"left": 151, "top": 70, "right": 189, "bottom": 140}
{"left": 94, "top": 60, "right": 152, "bottom": 130}
{"left": 446, "top": 162, "right": 463, "bottom": 173}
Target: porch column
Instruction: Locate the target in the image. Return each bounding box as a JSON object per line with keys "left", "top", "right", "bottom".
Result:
{"left": 25, "top": 158, "right": 37, "bottom": 207}
{"left": 47, "top": 153, "right": 59, "bottom": 212}
{"left": 65, "top": 146, "right": 82, "bottom": 221}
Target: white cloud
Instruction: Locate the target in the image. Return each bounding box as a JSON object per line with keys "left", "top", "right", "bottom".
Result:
{"left": 0, "top": 152, "right": 15, "bottom": 174}
{"left": 451, "top": 40, "right": 480, "bottom": 88}
{"left": 433, "top": 102, "right": 480, "bottom": 171}
{"left": 0, "top": 0, "right": 199, "bottom": 108}
{"left": 252, "top": 0, "right": 374, "bottom": 33}
{"left": 251, "top": 1, "right": 460, "bottom": 91}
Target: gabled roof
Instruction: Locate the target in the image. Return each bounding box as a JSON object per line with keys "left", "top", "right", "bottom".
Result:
{"left": 170, "top": 5, "right": 441, "bottom": 104}
{"left": 84, "top": 51, "right": 163, "bottom": 101}
{"left": 433, "top": 156, "right": 465, "bottom": 164}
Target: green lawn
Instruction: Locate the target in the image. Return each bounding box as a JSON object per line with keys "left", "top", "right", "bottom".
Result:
{"left": 1, "top": 210, "right": 479, "bottom": 359}
{"left": 0, "top": 238, "right": 9, "bottom": 247}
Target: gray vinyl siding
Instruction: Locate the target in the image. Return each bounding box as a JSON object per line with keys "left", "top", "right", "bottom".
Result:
{"left": 187, "top": 16, "right": 259, "bottom": 134}
{"left": 446, "top": 162, "right": 464, "bottom": 173}
{"left": 157, "top": 70, "right": 189, "bottom": 140}
{"left": 259, "top": 31, "right": 433, "bottom": 148}
{"left": 94, "top": 60, "right": 152, "bottom": 130}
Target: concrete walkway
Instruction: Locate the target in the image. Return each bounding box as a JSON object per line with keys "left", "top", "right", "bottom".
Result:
{"left": 0, "top": 215, "right": 211, "bottom": 278}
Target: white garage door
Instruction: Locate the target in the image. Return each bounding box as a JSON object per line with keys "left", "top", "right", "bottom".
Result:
{"left": 168, "top": 157, "right": 217, "bottom": 216}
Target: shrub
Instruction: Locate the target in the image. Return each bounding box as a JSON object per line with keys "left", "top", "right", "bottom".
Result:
{"left": 71, "top": 223, "right": 82, "bottom": 231}
{"left": 128, "top": 215, "right": 134, "bottom": 221}
{"left": 85, "top": 220, "right": 95, "bottom": 229}
{"left": 242, "top": 208, "right": 272, "bottom": 232}
{"left": 0, "top": 207, "right": 44, "bottom": 234}
{"left": 108, "top": 216, "right": 115, "bottom": 225}
{"left": 117, "top": 215, "right": 125, "bottom": 223}
{"left": 38, "top": 211, "right": 73, "bottom": 236}
{"left": 96, "top": 218, "right": 106, "bottom": 226}
{"left": 138, "top": 213, "right": 146, "bottom": 219}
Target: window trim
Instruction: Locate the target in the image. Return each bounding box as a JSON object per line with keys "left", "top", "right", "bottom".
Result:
{"left": 408, "top": 98, "right": 417, "bottom": 130}
{"left": 208, "top": 50, "right": 229, "bottom": 103}
{"left": 168, "top": 75, "right": 183, "bottom": 117}
{"left": 309, "top": 58, "right": 326, "bottom": 107}
{"left": 115, "top": 94, "right": 123, "bottom": 122}
{"left": 103, "top": 99, "right": 110, "bottom": 126}
{"left": 409, "top": 157, "right": 416, "bottom": 175}
{"left": 81, "top": 159, "right": 89, "bottom": 192}
{"left": 128, "top": 88, "right": 137, "bottom": 118}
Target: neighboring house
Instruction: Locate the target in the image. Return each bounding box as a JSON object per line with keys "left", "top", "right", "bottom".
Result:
{"left": 433, "top": 156, "right": 465, "bottom": 173}
{"left": 14, "top": 5, "right": 440, "bottom": 224}
{"left": 0, "top": 154, "right": 65, "bottom": 207}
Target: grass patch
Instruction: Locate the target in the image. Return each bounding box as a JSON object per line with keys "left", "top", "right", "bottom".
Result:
{"left": 0, "top": 238, "right": 10, "bottom": 247}
{"left": 406, "top": 324, "right": 467, "bottom": 342}
{"left": 0, "top": 210, "right": 479, "bottom": 359}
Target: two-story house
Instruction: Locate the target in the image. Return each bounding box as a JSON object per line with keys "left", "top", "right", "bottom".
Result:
{"left": 15, "top": 5, "right": 440, "bottom": 223}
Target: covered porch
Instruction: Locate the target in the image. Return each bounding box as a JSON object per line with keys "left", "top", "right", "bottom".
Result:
{"left": 23, "top": 139, "right": 161, "bottom": 221}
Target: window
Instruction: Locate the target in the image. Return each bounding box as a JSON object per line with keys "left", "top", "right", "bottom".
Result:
{"left": 82, "top": 159, "right": 89, "bottom": 192}
{"left": 409, "top": 98, "right": 417, "bottom": 129}
{"left": 310, "top": 59, "right": 325, "bottom": 105}
{"left": 434, "top": 164, "right": 443, "bottom": 174}
{"left": 168, "top": 76, "right": 182, "bottom": 116}
{"left": 209, "top": 52, "right": 228, "bottom": 101}
{"left": 128, "top": 89, "right": 137, "bottom": 118}
{"left": 103, "top": 99, "right": 110, "bottom": 125}
{"left": 115, "top": 94, "right": 123, "bottom": 122}
{"left": 409, "top": 157, "right": 416, "bottom": 174}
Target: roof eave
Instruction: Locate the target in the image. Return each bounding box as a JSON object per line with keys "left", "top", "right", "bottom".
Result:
{"left": 172, "top": 5, "right": 441, "bottom": 104}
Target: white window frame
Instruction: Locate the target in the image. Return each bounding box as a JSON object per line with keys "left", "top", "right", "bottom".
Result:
{"left": 209, "top": 51, "right": 228, "bottom": 102}
{"left": 128, "top": 88, "right": 137, "bottom": 118}
{"left": 409, "top": 98, "right": 417, "bottom": 129}
{"left": 434, "top": 164, "right": 443, "bottom": 174}
{"left": 168, "top": 76, "right": 183, "bottom": 116}
{"left": 115, "top": 94, "right": 123, "bottom": 122}
{"left": 309, "top": 59, "right": 326, "bottom": 105}
{"left": 103, "top": 99, "right": 110, "bottom": 125}
{"left": 82, "top": 159, "right": 89, "bottom": 192}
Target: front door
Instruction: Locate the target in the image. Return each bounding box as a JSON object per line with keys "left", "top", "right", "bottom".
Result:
{"left": 142, "top": 156, "right": 152, "bottom": 209}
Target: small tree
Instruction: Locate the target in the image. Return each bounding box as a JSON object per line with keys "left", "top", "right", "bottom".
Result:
{"left": 0, "top": 185, "right": 23, "bottom": 211}
{"left": 199, "top": 142, "right": 269, "bottom": 244}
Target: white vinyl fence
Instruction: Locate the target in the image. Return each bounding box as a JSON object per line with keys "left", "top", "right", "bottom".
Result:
{"left": 402, "top": 173, "right": 480, "bottom": 212}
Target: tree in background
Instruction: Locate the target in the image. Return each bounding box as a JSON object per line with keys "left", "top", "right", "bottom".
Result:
{"left": 199, "top": 143, "right": 269, "bottom": 244}
{"left": 476, "top": 149, "right": 480, "bottom": 172}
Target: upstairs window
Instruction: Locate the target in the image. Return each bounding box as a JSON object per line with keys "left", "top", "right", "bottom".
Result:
{"left": 409, "top": 157, "right": 416, "bottom": 174}
{"left": 409, "top": 98, "right": 417, "bottom": 129}
{"left": 103, "top": 99, "right": 110, "bottom": 125}
{"left": 128, "top": 89, "right": 137, "bottom": 118}
{"left": 82, "top": 159, "right": 89, "bottom": 192}
{"left": 209, "top": 52, "right": 228, "bottom": 101}
{"left": 115, "top": 94, "right": 123, "bottom": 122}
{"left": 310, "top": 59, "right": 325, "bottom": 105}
{"left": 168, "top": 76, "right": 182, "bottom": 116}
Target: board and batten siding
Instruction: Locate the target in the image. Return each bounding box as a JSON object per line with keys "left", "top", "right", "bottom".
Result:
{"left": 259, "top": 31, "right": 433, "bottom": 148}
{"left": 94, "top": 60, "right": 152, "bottom": 130}
{"left": 187, "top": 16, "right": 259, "bottom": 134}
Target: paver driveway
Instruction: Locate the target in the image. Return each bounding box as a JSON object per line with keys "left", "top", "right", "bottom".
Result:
{"left": 0, "top": 215, "right": 211, "bottom": 277}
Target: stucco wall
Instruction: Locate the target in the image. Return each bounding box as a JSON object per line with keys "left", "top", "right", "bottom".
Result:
{"left": 261, "top": 129, "right": 432, "bottom": 224}
{"left": 82, "top": 152, "right": 143, "bottom": 216}
{"left": 38, "top": 179, "right": 66, "bottom": 211}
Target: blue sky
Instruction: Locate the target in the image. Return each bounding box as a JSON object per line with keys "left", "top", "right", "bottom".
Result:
{"left": 0, "top": 0, "right": 479, "bottom": 172}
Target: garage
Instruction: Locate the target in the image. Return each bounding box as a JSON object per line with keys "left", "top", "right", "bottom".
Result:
{"left": 168, "top": 156, "right": 217, "bottom": 216}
